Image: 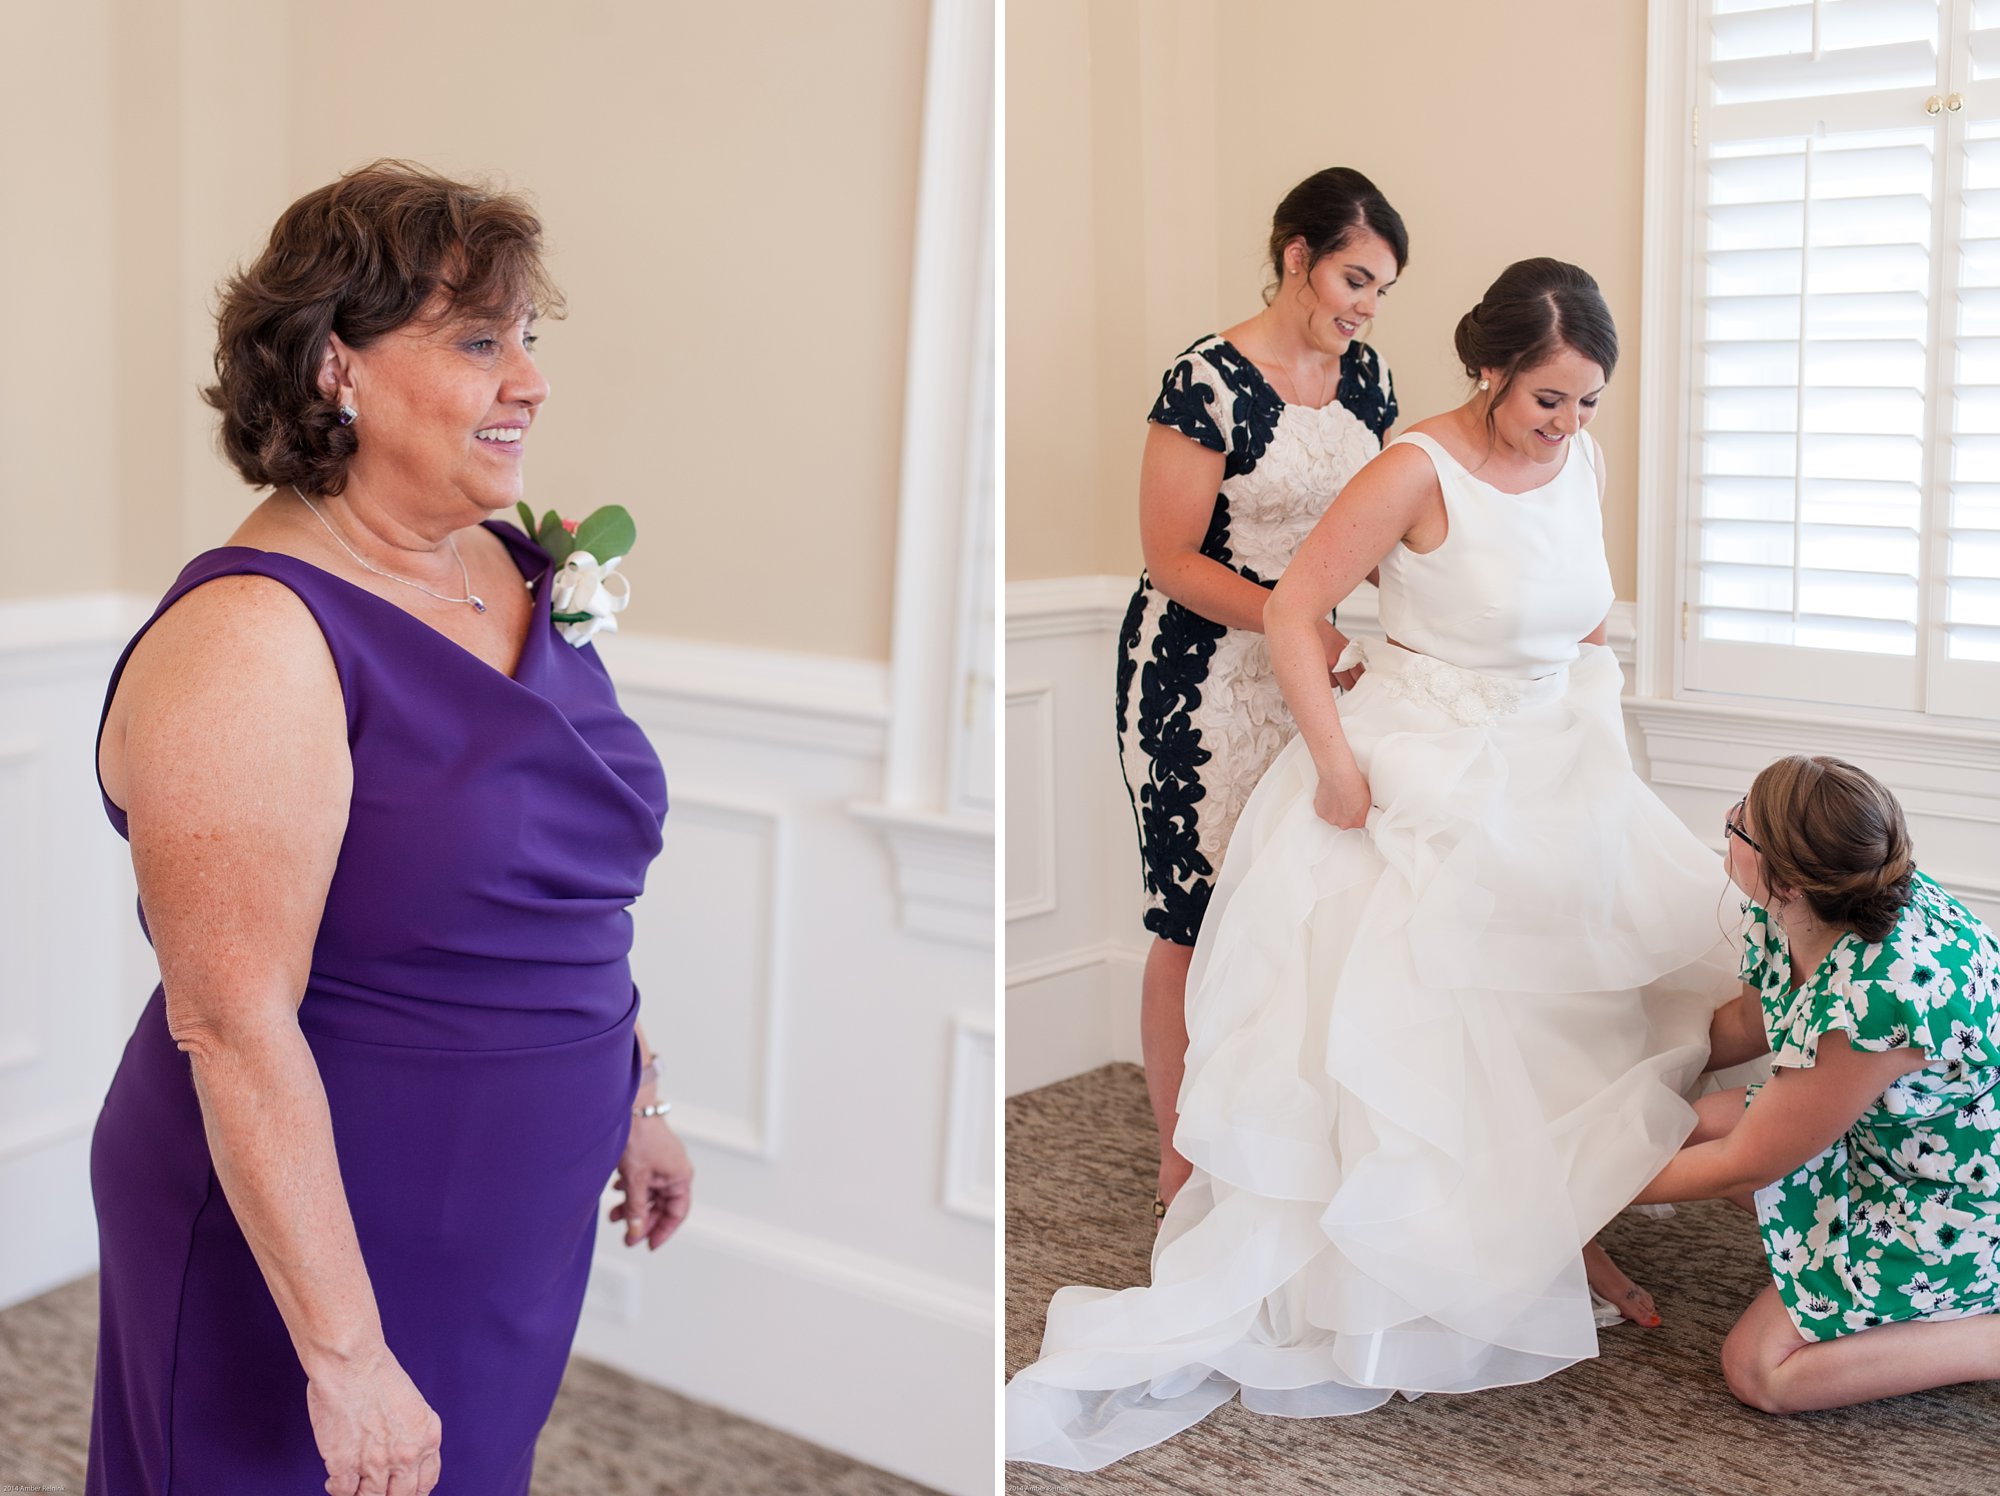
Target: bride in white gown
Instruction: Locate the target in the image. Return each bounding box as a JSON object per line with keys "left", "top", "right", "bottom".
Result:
{"left": 1006, "top": 260, "right": 1740, "bottom": 1471}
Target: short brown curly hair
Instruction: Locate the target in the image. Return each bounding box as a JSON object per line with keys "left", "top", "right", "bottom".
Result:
{"left": 203, "top": 159, "right": 566, "bottom": 496}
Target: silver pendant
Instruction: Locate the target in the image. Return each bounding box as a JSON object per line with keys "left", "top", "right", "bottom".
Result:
{"left": 470, "top": 595, "right": 487, "bottom": 613}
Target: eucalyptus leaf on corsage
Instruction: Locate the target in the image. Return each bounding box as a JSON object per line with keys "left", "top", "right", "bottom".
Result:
{"left": 517, "top": 502, "right": 636, "bottom": 647}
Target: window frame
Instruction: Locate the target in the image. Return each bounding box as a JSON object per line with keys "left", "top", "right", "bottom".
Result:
{"left": 1640, "top": 0, "right": 2000, "bottom": 726}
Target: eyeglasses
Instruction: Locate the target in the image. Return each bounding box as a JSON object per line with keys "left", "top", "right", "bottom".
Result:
{"left": 1724, "top": 796, "right": 1763, "bottom": 855}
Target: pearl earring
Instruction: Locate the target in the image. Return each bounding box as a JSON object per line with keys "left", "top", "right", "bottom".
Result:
{"left": 1477, "top": 378, "right": 1489, "bottom": 392}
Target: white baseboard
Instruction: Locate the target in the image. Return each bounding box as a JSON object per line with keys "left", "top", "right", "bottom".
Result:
{"left": 1003, "top": 943, "right": 1144, "bottom": 1096}
{"left": 576, "top": 1203, "right": 991, "bottom": 1495}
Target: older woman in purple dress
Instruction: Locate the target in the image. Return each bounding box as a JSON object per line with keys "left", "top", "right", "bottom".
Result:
{"left": 89, "top": 161, "right": 692, "bottom": 1495}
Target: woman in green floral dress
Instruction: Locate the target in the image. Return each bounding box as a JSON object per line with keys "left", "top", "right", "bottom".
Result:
{"left": 1637, "top": 754, "right": 2000, "bottom": 1412}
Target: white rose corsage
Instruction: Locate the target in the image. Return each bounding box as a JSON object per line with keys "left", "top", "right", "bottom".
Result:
{"left": 517, "top": 502, "right": 636, "bottom": 647}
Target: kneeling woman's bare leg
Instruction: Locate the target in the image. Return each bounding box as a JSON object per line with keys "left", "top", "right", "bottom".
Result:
{"left": 1140, "top": 936, "right": 1196, "bottom": 1211}
{"left": 1722, "top": 1284, "right": 2000, "bottom": 1413}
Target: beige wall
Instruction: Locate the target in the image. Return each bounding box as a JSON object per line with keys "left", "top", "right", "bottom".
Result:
{"left": 5, "top": 0, "right": 120, "bottom": 595}
{"left": 8, "top": 0, "right": 931, "bottom": 662}
{"left": 1006, "top": 0, "right": 1649, "bottom": 598}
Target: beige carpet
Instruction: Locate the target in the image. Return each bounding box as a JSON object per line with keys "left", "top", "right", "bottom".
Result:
{"left": 0, "top": 1271, "right": 940, "bottom": 1495}
{"left": 1006, "top": 1063, "right": 2000, "bottom": 1496}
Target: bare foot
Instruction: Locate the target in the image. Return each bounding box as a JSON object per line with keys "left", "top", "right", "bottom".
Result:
{"left": 1584, "top": 1240, "right": 1661, "bottom": 1327}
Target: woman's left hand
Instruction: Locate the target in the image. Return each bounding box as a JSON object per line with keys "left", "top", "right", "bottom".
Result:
{"left": 1315, "top": 620, "right": 1364, "bottom": 691}
{"left": 608, "top": 1118, "right": 694, "bottom": 1250}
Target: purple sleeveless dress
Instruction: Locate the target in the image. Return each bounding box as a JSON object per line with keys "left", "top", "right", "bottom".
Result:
{"left": 86, "top": 521, "right": 668, "bottom": 1493}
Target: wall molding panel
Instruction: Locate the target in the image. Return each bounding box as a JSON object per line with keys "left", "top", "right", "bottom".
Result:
{"left": 0, "top": 738, "right": 46, "bottom": 1079}
{"left": 604, "top": 640, "right": 994, "bottom": 1494}
{"left": 0, "top": 618, "right": 137, "bottom": 1313}
{"left": 1005, "top": 579, "right": 1151, "bottom": 1095}
{"left": 1003, "top": 681, "right": 1058, "bottom": 920}
{"left": 629, "top": 790, "right": 787, "bottom": 1161}
{"left": 943, "top": 1015, "right": 995, "bottom": 1222}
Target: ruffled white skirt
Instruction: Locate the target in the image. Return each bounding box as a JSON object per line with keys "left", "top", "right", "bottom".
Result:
{"left": 1006, "top": 642, "right": 1740, "bottom": 1471}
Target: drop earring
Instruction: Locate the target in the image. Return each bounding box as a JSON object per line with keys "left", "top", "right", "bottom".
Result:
{"left": 337, "top": 404, "right": 358, "bottom": 426}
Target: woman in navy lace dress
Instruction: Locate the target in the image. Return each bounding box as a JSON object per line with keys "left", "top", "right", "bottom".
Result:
{"left": 1116, "top": 167, "right": 1405, "bottom": 1215}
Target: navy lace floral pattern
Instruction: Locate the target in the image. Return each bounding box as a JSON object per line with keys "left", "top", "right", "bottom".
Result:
{"left": 1338, "top": 341, "right": 1397, "bottom": 442}
{"left": 1118, "top": 334, "right": 1393, "bottom": 945}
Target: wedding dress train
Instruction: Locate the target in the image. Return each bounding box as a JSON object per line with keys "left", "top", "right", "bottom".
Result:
{"left": 1006, "top": 430, "right": 1739, "bottom": 1470}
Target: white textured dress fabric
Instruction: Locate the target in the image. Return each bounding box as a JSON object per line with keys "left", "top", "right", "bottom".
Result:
{"left": 1164, "top": 397, "right": 1381, "bottom": 860}
{"left": 1009, "top": 429, "right": 1740, "bottom": 1471}
{"left": 1116, "top": 337, "right": 1393, "bottom": 947}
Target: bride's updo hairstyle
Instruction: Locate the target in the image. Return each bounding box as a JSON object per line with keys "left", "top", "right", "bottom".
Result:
{"left": 1263, "top": 167, "right": 1409, "bottom": 305}
{"left": 1746, "top": 755, "right": 1916, "bottom": 944}
{"left": 1454, "top": 258, "right": 1618, "bottom": 444}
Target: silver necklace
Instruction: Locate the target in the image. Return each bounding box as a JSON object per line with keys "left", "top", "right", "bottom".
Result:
{"left": 291, "top": 486, "right": 485, "bottom": 613}
{"left": 1284, "top": 343, "right": 1342, "bottom": 408}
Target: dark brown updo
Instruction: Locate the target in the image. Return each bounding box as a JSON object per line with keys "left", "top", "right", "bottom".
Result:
{"left": 1454, "top": 258, "right": 1618, "bottom": 439}
{"left": 202, "top": 159, "right": 566, "bottom": 498}
{"left": 1262, "top": 167, "right": 1408, "bottom": 304}
{"left": 1746, "top": 755, "right": 1916, "bottom": 944}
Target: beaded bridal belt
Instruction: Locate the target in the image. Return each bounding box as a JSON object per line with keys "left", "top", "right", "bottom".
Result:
{"left": 1335, "top": 637, "right": 1566, "bottom": 728}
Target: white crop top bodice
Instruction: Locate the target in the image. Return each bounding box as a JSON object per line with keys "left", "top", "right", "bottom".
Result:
{"left": 1372, "top": 429, "right": 1616, "bottom": 680}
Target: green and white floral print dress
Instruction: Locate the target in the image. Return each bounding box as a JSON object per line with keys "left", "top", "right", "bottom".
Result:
{"left": 1744, "top": 871, "right": 2000, "bottom": 1340}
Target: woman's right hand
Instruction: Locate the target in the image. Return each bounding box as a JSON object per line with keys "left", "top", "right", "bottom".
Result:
{"left": 1313, "top": 760, "right": 1373, "bottom": 830}
{"left": 307, "top": 1341, "right": 443, "bottom": 1496}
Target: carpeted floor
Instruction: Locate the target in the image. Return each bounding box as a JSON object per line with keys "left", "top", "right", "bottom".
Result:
{"left": 0, "top": 1271, "right": 939, "bottom": 1495}
{"left": 1005, "top": 1063, "right": 2000, "bottom": 1496}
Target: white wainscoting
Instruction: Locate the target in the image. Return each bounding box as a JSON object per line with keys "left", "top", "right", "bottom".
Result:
{"left": 1003, "top": 578, "right": 1152, "bottom": 1096}
{"left": 0, "top": 595, "right": 149, "bottom": 1318}
{"left": 1626, "top": 701, "right": 2000, "bottom": 932}
{"left": 0, "top": 602, "right": 993, "bottom": 1496}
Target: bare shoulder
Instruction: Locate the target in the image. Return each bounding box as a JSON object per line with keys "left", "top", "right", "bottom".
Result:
{"left": 115, "top": 571, "right": 352, "bottom": 1037}
{"left": 1399, "top": 412, "right": 1467, "bottom": 450}
{"left": 122, "top": 573, "right": 342, "bottom": 721}
{"left": 1345, "top": 438, "right": 1440, "bottom": 510}
{"left": 103, "top": 573, "right": 348, "bottom": 818}
{"left": 1328, "top": 432, "right": 1448, "bottom": 555}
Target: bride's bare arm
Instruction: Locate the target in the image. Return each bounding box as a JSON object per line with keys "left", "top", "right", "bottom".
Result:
{"left": 1263, "top": 443, "right": 1437, "bottom": 820}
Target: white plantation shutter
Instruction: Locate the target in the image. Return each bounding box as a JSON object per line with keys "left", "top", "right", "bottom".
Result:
{"left": 1709, "top": 0, "right": 1939, "bottom": 104}
{"left": 1942, "top": 109, "right": 2000, "bottom": 707}
{"left": 1684, "top": 0, "right": 2000, "bottom": 720}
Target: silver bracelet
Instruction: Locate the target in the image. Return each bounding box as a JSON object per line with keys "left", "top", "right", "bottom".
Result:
{"left": 632, "top": 1055, "right": 670, "bottom": 1117}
